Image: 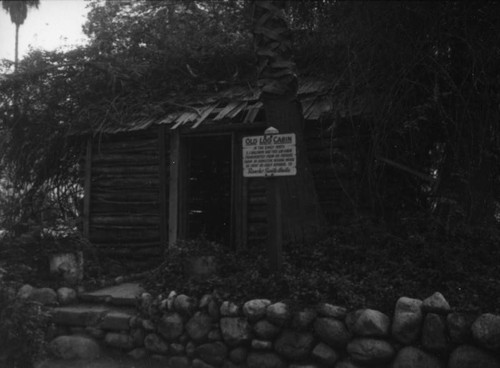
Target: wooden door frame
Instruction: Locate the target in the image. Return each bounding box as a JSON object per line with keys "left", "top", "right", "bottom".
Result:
{"left": 168, "top": 130, "right": 239, "bottom": 248}
{"left": 167, "top": 123, "right": 267, "bottom": 249}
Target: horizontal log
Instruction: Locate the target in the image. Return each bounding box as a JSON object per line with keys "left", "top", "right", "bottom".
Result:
{"left": 92, "top": 154, "right": 158, "bottom": 165}
{"left": 90, "top": 229, "right": 160, "bottom": 243}
{"left": 247, "top": 180, "right": 266, "bottom": 190}
{"left": 90, "top": 215, "right": 160, "bottom": 226}
{"left": 90, "top": 223, "right": 159, "bottom": 230}
{"left": 93, "top": 147, "right": 159, "bottom": 156}
{"left": 247, "top": 235, "right": 267, "bottom": 242}
{"left": 92, "top": 165, "right": 159, "bottom": 175}
{"left": 97, "top": 247, "right": 162, "bottom": 257}
{"left": 93, "top": 138, "right": 159, "bottom": 152}
{"left": 93, "top": 160, "right": 159, "bottom": 168}
{"left": 91, "top": 203, "right": 161, "bottom": 214}
{"left": 93, "top": 241, "right": 162, "bottom": 248}
{"left": 92, "top": 183, "right": 159, "bottom": 191}
{"left": 91, "top": 197, "right": 160, "bottom": 205}
{"left": 248, "top": 223, "right": 267, "bottom": 234}
{"left": 248, "top": 196, "right": 266, "bottom": 205}
{"left": 92, "top": 192, "right": 160, "bottom": 202}
{"left": 92, "top": 174, "right": 159, "bottom": 182}
{"left": 248, "top": 212, "right": 266, "bottom": 222}
{"left": 92, "top": 185, "right": 159, "bottom": 193}
{"left": 95, "top": 129, "right": 158, "bottom": 142}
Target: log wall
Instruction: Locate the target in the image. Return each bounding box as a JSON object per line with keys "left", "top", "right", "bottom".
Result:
{"left": 88, "top": 127, "right": 167, "bottom": 266}
{"left": 304, "top": 121, "right": 361, "bottom": 224}
{"left": 84, "top": 120, "right": 359, "bottom": 262}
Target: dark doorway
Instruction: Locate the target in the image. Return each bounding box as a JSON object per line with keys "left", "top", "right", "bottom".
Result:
{"left": 183, "top": 135, "right": 232, "bottom": 245}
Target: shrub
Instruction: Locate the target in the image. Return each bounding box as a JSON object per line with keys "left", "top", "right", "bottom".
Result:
{"left": 0, "top": 283, "right": 51, "bottom": 368}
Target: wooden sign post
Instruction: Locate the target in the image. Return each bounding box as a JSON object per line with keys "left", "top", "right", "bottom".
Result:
{"left": 242, "top": 127, "right": 297, "bottom": 271}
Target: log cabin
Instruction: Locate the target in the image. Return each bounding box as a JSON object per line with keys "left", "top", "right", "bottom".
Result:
{"left": 80, "top": 79, "right": 367, "bottom": 268}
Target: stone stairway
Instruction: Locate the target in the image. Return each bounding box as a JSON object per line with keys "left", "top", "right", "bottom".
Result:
{"left": 47, "top": 283, "right": 147, "bottom": 361}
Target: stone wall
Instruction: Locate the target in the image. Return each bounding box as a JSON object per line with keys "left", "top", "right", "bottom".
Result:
{"left": 97, "top": 291, "right": 500, "bottom": 368}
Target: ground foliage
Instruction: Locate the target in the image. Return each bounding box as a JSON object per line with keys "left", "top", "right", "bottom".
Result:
{"left": 0, "top": 284, "right": 51, "bottom": 368}
{"left": 145, "top": 220, "right": 500, "bottom": 315}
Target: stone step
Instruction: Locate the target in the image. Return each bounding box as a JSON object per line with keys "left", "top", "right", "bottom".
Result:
{"left": 78, "top": 282, "right": 144, "bottom": 307}
{"left": 51, "top": 304, "right": 137, "bottom": 331}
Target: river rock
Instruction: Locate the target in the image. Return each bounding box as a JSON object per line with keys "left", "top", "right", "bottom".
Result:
{"left": 392, "top": 346, "right": 442, "bottom": 368}
{"left": 104, "top": 332, "right": 134, "bottom": 350}
{"left": 174, "top": 294, "right": 197, "bottom": 316}
{"left": 274, "top": 330, "right": 314, "bottom": 360}
{"left": 56, "top": 287, "right": 77, "bottom": 305}
{"left": 195, "top": 342, "right": 228, "bottom": 366}
{"left": 314, "top": 317, "right": 351, "bottom": 348}
{"left": 170, "top": 343, "right": 185, "bottom": 355}
{"left": 49, "top": 335, "right": 100, "bottom": 359}
{"left": 220, "top": 301, "right": 240, "bottom": 317}
{"left": 334, "top": 359, "right": 364, "bottom": 368}
{"left": 17, "top": 284, "right": 34, "bottom": 299}
{"left": 293, "top": 308, "right": 317, "bottom": 330}
{"left": 317, "top": 303, "right": 347, "bottom": 319}
{"left": 312, "top": 342, "right": 339, "bottom": 366}
{"left": 422, "top": 292, "right": 450, "bottom": 314}
{"left": 252, "top": 339, "right": 273, "bottom": 350}
{"left": 347, "top": 338, "right": 395, "bottom": 364}
{"left": 142, "top": 319, "right": 155, "bottom": 331}
{"left": 186, "top": 312, "right": 212, "bottom": 342}
{"left": 247, "top": 352, "right": 286, "bottom": 368}
{"left": 29, "top": 287, "right": 58, "bottom": 305}
{"left": 229, "top": 347, "right": 248, "bottom": 364}
{"left": 243, "top": 299, "right": 271, "bottom": 321}
{"left": 128, "top": 348, "right": 147, "bottom": 360}
{"left": 165, "top": 290, "right": 176, "bottom": 310}
{"left": 131, "top": 328, "right": 145, "bottom": 346}
{"left": 447, "top": 313, "right": 473, "bottom": 344}
{"left": 448, "top": 345, "right": 500, "bottom": 368}
{"left": 168, "top": 356, "right": 191, "bottom": 368}
{"left": 192, "top": 358, "right": 216, "bottom": 368}
{"left": 350, "top": 309, "right": 390, "bottom": 337}
{"left": 208, "top": 329, "right": 222, "bottom": 341}
{"left": 422, "top": 313, "right": 448, "bottom": 352}
{"left": 266, "top": 302, "right": 291, "bottom": 326}
{"left": 208, "top": 299, "right": 220, "bottom": 319}
{"left": 158, "top": 312, "right": 184, "bottom": 341}
{"left": 186, "top": 341, "right": 196, "bottom": 357}
{"left": 392, "top": 297, "right": 423, "bottom": 344}
{"left": 200, "top": 294, "right": 213, "bottom": 309}
{"left": 220, "top": 317, "right": 251, "bottom": 346}
{"left": 253, "top": 319, "right": 281, "bottom": 339}
{"left": 144, "top": 333, "right": 169, "bottom": 354}
{"left": 83, "top": 326, "right": 104, "bottom": 340}
{"left": 472, "top": 313, "right": 500, "bottom": 350}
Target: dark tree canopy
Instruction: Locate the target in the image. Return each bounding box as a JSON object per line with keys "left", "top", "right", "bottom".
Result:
{"left": 1, "top": 0, "right": 500, "bottom": 233}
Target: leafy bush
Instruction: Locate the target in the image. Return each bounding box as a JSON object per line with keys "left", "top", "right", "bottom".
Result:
{"left": 0, "top": 284, "right": 51, "bottom": 368}
{"left": 145, "top": 218, "right": 500, "bottom": 314}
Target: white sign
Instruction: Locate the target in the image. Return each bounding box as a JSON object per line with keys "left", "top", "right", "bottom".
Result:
{"left": 242, "top": 133, "right": 297, "bottom": 177}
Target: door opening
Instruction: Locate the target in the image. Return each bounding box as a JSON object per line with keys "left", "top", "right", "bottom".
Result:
{"left": 183, "top": 135, "right": 232, "bottom": 245}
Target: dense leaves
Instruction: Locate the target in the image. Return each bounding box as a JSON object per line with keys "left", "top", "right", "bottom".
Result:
{"left": 291, "top": 1, "right": 500, "bottom": 227}
{"left": 0, "top": 1, "right": 499, "bottom": 282}
{"left": 145, "top": 221, "right": 500, "bottom": 313}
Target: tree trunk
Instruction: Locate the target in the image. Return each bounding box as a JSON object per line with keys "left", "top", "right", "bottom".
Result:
{"left": 252, "top": 0, "right": 326, "bottom": 244}
{"left": 14, "top": 23, "right": 19, "bottom": 72}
